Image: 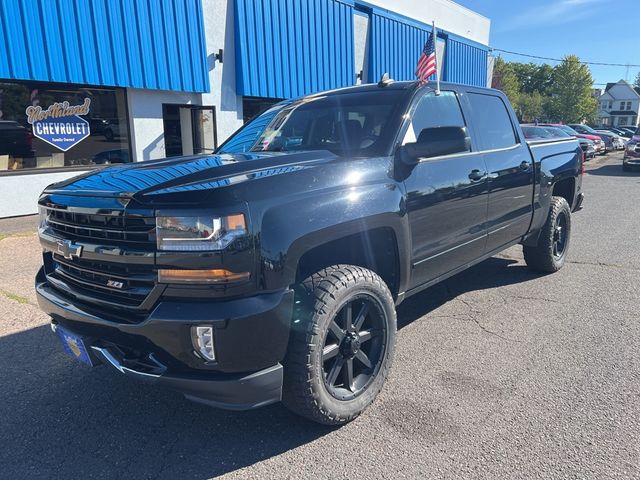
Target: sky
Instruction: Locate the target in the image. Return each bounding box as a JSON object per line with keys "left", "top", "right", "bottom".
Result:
{"left": 455, "top": 0, "right": 640, "bottom": 87}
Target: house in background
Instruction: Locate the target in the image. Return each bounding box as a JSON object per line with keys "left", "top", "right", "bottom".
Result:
{"left": 597, "top": 80, "right": 640, "bottom": 127}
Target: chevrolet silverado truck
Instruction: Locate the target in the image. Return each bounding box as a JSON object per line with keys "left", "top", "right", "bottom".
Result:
{"left": 36, "top": 81, "right": 584, "bottom": 425}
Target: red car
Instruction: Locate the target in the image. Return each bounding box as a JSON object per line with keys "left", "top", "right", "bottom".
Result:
{"left": 539, "top": 124, "right": 606, "bottom": 154}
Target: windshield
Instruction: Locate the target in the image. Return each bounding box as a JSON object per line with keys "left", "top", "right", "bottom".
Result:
{"left": 543, "top": 127, "right": 571, "bottom": 138}
{"left": 576, "top": 124, "right": 598, "bottom": 134}
{"left": 557, "top": 125, "right": 579, "bottom": 136}
{"left": 522, "top": 126, "right": 553, "bottom": 139}
{"left": 218, "top": 90, "right": 410, "bottom": 157}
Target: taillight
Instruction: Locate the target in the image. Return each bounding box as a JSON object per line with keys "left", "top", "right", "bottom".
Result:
{"left": 581, "top": 152, "right": 585, "bottom": 175}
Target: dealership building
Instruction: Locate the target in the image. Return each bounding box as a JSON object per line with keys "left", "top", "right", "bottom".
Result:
{"left": 0, "top": 0, "right": 490, "bottom": 218}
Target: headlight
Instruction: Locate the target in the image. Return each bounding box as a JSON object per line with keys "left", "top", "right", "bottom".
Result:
{"left": 156, "top": 214, "right": 246, "bottom": 251}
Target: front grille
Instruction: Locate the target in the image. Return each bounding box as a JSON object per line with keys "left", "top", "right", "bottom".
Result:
{"left": 45, "top": 208, "right": 155, "bottom": 248}
{"left": 51, "top": 254, "right": 155, "bottom": 308}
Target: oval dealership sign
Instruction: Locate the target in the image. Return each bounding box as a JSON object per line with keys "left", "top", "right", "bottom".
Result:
{"left": 25, "top": 98, "right": 91, "bottom": 152}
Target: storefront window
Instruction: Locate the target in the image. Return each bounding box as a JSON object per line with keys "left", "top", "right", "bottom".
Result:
{"left": 0, "top": 80, "right": 130, "bottom": 173}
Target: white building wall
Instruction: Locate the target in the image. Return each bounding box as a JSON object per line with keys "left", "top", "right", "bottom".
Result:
{"left": 0, "top": 171, "right": 89, "bottom": 218}
{"left": 367, "top": 0, "right": 490, "bottom": 45}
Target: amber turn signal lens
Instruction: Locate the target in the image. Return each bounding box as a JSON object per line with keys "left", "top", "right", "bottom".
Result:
{"left": 158, "top": 269, "right": 250, "bottom": 284}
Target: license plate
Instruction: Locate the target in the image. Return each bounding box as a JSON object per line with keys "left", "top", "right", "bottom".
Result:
{"left": 55, "top": 326, "right": 96, "bottom": 366}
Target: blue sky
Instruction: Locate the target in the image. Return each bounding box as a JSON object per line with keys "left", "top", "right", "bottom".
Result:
{"left": 455, "top": 0, "right": 640, "bottom": 87}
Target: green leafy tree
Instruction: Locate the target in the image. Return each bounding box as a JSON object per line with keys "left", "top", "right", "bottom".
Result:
{"left": 511, "top": 63, "right": 555, "bottom": 95}
{"left": 517, "top": 91, "right": 545, "bottom": 122}
{"left": 634, "top": 71, "right": 640, "bottom": 89}
{"left": 491, "top": 57, "right": 520, "bottom": 106}
{"left": 548, "top": 55, "right": 598, "bottom": 123}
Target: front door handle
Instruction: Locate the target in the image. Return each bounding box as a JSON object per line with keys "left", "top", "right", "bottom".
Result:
{"left": 468, "top": 169, "right": 486, "bottom": 181}
{"left": 520, "top": 161, "right": 531, "bottom": 170}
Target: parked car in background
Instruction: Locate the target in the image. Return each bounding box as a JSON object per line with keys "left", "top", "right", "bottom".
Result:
{"left": 87, "top": 118, "right": 110, "bottom": 136}
{"left": 623, "top": 138, "right": 640, "bottom": 171}
{"left": 104, "top": 120, "right": 126, "bottom": 141}
{"left": 599, "top": 126, "right": 632, "bottom": 139}
{"left": 540, "top": 124, "right": 606, "bottom": 154}
{"left": 520, "top": 125, "right": 555, "bottom": 140}
{"left": 0, "top": 120, "right": 35, "bottom": 158}
{"left": 595, "top": 130, "right": 625, "bottom": 150}
{"left": 621, "top": 126, "right": 639, "bottom": 137}
{"left": 568, "top": 124, "right": 619, "bottom": 153}
{"left": 91, "top": 149, "right": 130, "bottom": 165}
{"left": 535, "top": 125, "right": 596, "bottom": 160}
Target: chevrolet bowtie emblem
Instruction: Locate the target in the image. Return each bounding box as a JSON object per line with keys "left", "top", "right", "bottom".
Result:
{"left": 56, "top": 239, "right": 83, "bottom": 260}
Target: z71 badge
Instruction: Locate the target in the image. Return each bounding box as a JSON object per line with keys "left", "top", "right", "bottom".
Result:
{"left": 106, "top": 279, "right": 124, "bottom": 289}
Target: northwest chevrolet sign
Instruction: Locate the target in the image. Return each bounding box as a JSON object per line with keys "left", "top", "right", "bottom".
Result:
{"left": 25, "top": 98, "right": 91, "bottom": 151}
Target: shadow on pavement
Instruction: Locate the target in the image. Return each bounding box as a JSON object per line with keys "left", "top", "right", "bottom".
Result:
{"left": 586, "top": 163, "right": 640, "bottom": 177}
{"left": 397, "top": 256, "right": 541, "bottom": 329}
{"left": 0, "top": 256, "right": 541, "bottom": 478}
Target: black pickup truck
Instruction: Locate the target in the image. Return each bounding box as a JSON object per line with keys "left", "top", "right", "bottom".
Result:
{"left": 36, "top": 81, "right": 583, "bottom": 425}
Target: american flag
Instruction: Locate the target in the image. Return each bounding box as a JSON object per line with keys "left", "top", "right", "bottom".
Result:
{"left": 416, "top": 30, "right": 437, "bottom": 83}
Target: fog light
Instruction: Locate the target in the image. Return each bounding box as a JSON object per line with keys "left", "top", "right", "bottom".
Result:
{"left": 192, "top": 326, "right": 216, "bottom": 361}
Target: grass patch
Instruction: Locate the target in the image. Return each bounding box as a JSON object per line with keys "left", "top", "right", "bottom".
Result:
{"left": 0, "top": 288, "right": 29, "bottom": 304}
{"left": 0, "top": 231, "right": 35, "bottom": 241}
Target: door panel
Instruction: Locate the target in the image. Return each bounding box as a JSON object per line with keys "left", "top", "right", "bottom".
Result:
{"left": 483, "top": 146, "right": 534, "bottom": 249}
{"left": 465, "top": 92, "right": 534, "bottom": 251}
{"left": 401, "top": 90, "right": 488, "bottom": 289}
{"left": 405, "top": 154, "right": 489, "bottom": 288}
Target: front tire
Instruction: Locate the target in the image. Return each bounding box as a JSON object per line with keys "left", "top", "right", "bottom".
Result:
{"left": 523, "top": 196, "right": 571, "bottom": 273}
{"left": 282, "top": 265, "right": 396, "bottom": 425}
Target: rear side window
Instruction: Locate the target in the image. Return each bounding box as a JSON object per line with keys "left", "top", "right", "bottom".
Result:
{"left": 467, "top": 93, "right": 518, "bottom": 150}
{"left": 403, "top": 91, "right": 466, "bottom": 144}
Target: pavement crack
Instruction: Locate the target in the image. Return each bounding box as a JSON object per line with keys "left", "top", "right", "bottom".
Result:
{"left": 453, "top": 296, "right": 520, "bottom": 343}
{"left": 500, "top": 292, "right": 560, "bottom": 304}
{"left": 566, "top": 260, "right": 640, "bottom": 271}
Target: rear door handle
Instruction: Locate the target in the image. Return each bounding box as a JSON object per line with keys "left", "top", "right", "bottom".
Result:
{"left": 468, "top": 169, "right": 486, "bottom": 181}
{"left": 520, "top": 161, "right": 531, "bottom": 170}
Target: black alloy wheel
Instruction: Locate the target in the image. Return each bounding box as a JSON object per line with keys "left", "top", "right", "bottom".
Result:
{"left": 523, "top": 195, "right": 571, "bottom": 273}
{"left": 552, "top": 210, "right": 568, "bottom": 259}
{"left": 322, "top": 295, "right": 387, "bottom": 401}
{"left": 282, "top": 265, "right": 396, "bottom": 425}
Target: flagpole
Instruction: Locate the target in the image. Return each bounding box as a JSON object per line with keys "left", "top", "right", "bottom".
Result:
{"left": 433, "top": 21, "right": 440, "bottom": 95}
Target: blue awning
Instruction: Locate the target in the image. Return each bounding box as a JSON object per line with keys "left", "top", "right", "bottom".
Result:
{"left": 234, "top": 0, "right": 355, "bottom": 99}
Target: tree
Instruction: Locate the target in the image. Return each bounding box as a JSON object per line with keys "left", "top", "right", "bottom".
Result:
{"left": 491, "top": 57, "right": 520, "bottom": 107}
{"left": 634, "top": 71, "right": 640, "bottom": 89}
{"left": 517, "top": 91, "right": 545, "bottom": 122}
{"left": 511, "top": 62, "right": 555, "bottom": 95}
{"left": 548, "top": 55, "right": 598, "bottom": 123}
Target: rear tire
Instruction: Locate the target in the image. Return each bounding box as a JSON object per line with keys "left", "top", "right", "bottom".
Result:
{"left": 524, "top": 196, "right": 571, "bottom": 273}
{"left": 282, "top": 265, "right": 396, "bottom": 425}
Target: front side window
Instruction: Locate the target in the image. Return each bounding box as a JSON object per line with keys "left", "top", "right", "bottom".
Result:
{"left": 0, "top": 80, "right": 130, "bottom": 173}
{"left": 402, "top": 91, "right": 467, "bottom": 144}
{"left": 218, "top": 90, "right": 409, "bottom": 157}
{"left": 467, "top": 93, "right": 518, "bottom": 150}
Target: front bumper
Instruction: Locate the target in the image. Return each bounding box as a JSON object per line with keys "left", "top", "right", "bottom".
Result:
{"left": 37, "top": 268, "right": 294, "bottom": 410}
{"left": 624, "top": 147, "right": 640, "bottom": 165}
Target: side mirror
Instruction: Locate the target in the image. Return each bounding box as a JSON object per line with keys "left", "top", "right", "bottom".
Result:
{"left": 399, "top": 126, "right": 471, "bottom": 165}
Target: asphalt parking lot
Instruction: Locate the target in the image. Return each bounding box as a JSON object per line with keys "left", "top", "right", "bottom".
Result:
{"left": 0, "top": 152, "right": 638, "bottom": 479}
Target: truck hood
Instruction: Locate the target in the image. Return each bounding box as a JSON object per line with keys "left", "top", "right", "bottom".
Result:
{"left": 44, "top": 151, "right": 337, "bottom": 201}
